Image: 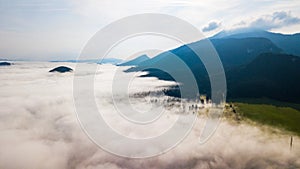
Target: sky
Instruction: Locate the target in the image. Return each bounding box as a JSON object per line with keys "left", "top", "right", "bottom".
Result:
{"left": 0, "top": 0, "right": 300, "bottom": 60}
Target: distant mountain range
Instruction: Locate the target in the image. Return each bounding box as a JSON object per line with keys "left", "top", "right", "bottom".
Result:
{"left": 51, "top": 58, "right": 123, "bottom": 65}
{"left": 125, "top": 30, "right": 300, "bottom": 103}
{"left": 118, "top": 55, "right": 150, "bottom": 66}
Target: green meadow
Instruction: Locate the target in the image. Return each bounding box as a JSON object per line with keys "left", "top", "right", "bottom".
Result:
{"left": 232, "top": 99, "right": 300, "bottom": 135}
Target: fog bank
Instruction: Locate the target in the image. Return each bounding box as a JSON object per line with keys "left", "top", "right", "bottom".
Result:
{"left": 0, "top": 62, "right": 299, "bottom": 169}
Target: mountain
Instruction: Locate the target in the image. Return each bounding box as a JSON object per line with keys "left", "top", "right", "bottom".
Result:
{"left": 211, "top": 37, "right": 282, "bottom": 67}
{"left": 125, "top": 34, "right": 300, "bottom": 102}
{"left": 137, "top": 52, "right": 300, "bottom": 102}
{"left": 49, "top": 66, "right": 73, "bottom": 73}
{"left": 118, "top": 55, "right": 150, "bottom": 66}
{"left": 99, "top": 58, "right": 123, "bottom": 65}
{"left": 128, "top": 37, "right": 281, "bottom": 71}
{"left": 51, "top": 58, "right": 123, "bottom": 65}
{"left": 227, "top": 53, "right": 300, "bottom": 102}
{"left": 126, "top": 37, "right": 281, "bottom": 99}
{"left": 0, "top": 62, "right": 11, "bottom": 66}
{"left": 211, "top": 28, "right": 265, "bottom": 39}
{"left": 212, "top": 29, "right": 300, "bottom": 56}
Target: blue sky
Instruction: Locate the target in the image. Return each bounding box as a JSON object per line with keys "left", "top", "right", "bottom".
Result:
{"left": 0, "top": 0, "right": 300, "bottom": 60}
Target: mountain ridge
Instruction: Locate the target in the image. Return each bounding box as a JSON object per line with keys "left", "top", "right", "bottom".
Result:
{"left": 118, "top": 55, "right": 150, "bottom": 66}
{"left": 124, "top": 30, "right": 300, "bottom": 102}
{"left": 212, "top": 29, "right": 300, "bottom": 56}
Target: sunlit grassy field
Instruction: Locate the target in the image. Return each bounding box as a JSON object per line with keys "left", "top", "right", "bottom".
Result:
{"left": 234, "top": 101, "right": 300, "bottom": 135}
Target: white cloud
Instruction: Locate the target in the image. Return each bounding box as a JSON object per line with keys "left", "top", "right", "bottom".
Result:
{"left": 0, "top": 62, "right": 299, "bottom": 168}
{"left": 249, "top": 11, "right": 300, "bottom": 30}
{"left": 202, "top": 21, "right": 221, "bottom": 32}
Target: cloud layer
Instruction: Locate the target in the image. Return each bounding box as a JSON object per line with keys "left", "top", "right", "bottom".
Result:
{"left": 0, "top": 62, "right": 299, "bottom": 169}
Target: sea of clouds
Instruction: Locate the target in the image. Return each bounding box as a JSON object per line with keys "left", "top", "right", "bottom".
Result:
{"left": 0, "top": 62, "right": 299, "bottom": 169}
